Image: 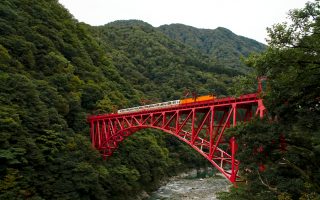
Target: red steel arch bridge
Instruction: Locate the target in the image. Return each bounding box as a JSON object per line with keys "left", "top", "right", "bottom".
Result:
{"left": 87, "top": 90, "right": 266, "bottom": 183}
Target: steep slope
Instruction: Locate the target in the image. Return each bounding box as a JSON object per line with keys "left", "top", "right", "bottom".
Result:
{"left": 0, "top": 2, "right": 224, "bottom": 199}
{"left": 0, "top": 1, "right": 267, "bottom": 199}
{"left": 159, "top": 24, "right": 266, "bottom": 71}
{"left": 0, "top": 1, "right": 175, "bottom": 199}
{"left": 94, "top": 20, "right": 240, "bottom": 104}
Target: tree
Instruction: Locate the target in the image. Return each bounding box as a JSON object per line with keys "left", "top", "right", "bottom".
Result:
{"left": 219, "top": 1, "right": 320, "bottom": 199}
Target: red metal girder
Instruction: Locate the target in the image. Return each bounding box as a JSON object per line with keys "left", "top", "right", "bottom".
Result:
{"left": 175, "top": 111, "right": 180, "bottom": 134}
{"left": 191, "top": 109, "right": 196, "bottom": 144}
{"left": 163, "top": 112, "right": 177, "bottom": 129}
{"left": 211, "top": 106, "right": 233, "bottom": 158}
{"left": 96, "top": 120, "right": 101, "bottom": 148}
{"left": 102, "top": 120, "right": 107, "bottom": 143}
{"left": 87, "top": 93, "right": 266, "bottom": 183}
{"left": 176, "top": 110, "right": 193, "bottom": 135}
{"left": 209, "top": 107, "right": 215, "bottom": 158}
{"left": 192, "top": 109, "right": 211, "bottom": 144}
{"left": 151, "top": 114, "right": 163, "bottom": 126}
{"left": 142, "top": 115, "right": 151, "bottom": 125}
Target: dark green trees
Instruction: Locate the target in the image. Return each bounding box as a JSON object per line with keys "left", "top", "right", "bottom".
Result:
{"left": 219, "top": 1, "right": 320, "bottom": 199}
{"left": 0, "top": 0, "right": 140, "bottom": 198}
{"left": 159, "top": 24, "right": 266, "bottom": 74}
{"left": 0, "top": 0, "right": 266, "bottom": 199}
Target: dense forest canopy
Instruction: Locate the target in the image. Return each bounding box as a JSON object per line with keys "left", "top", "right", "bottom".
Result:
{"left": 92, "top": 20, "right": 265, "bottom": 103}
{"left": 159, "top": 24, "right": 266, "bottom": 73}
{"left": 219, "top": 1, "right": 320, "bottom": 199}
{"left": 3, "top": 0, "right": 314, "bottom": 199}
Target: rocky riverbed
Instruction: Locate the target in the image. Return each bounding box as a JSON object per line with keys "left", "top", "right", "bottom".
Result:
{"left": 147, "top": 170, "right": 230, "bottom": 200}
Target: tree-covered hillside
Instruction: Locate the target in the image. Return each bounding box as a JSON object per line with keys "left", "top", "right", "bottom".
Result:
{"left": 93, "top": 20, "right": 241, "bottom": 104}
{"left": 0, "top": 0, "right": 153, "bottom": 199}
{"left": 0, "top": 0, "right": 266, "bottom": 199}
{"left": 159, "top": 24, "right": 266, "bottom": 72}
{"left": 92, "top": 19, "right": 266, "bottom": 104}
{"left": 218, "top": 1, "right": 320, "bottom": 199}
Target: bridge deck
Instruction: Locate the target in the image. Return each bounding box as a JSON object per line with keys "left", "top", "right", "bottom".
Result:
{"left": 88, "top": 93, "right": 259, "bottom": 120}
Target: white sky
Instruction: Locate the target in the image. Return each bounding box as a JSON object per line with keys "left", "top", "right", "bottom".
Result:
{"left": 58, "top": 0, "right": 310, "bottom": 44}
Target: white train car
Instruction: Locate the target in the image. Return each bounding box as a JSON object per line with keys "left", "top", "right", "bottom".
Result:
{"left": 117, "top": 95, "right": 216, "bottom": 114}
{"left": 118, "top": 100, "right": 180, "bottom": 114}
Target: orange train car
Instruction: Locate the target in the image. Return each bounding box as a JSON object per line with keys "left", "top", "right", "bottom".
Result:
{"left": 118, "top": 95, "right": 216, "bottom": 114}
{"left": 180, "top": 95, "right": 215, "bottom": 104}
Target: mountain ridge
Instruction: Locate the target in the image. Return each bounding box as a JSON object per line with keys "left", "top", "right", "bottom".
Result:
{"left": 102, "top": 20, "right": 266, "bottom": 73}
{"left": 158, "top": 23, "right": 266, "bottom": 69}
{"left": 93, "top": 19, "right": 264, "bottom": 102}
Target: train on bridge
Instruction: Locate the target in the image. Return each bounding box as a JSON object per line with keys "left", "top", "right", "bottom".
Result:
{"left": 88, "top": 78, "right": 267, "bottom": 183}
{"left": 118, "top": 95, "right": 215, "bottom": 114}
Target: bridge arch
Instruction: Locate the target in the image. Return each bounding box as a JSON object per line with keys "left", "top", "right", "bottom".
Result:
{"left": 88, "top": 94, "right": 266, "bottom": 183}
{"left": 102, "top": 125, "right": 218, "bottom": 161}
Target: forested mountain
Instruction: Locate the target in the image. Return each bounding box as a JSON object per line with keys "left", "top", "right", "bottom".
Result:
{"left": 92, "top": 20, "right": 266, "bottom": 103}
{"left": 93, "top": 20, "right": 236, "bottom": 103}
{"left": 0, "top": 0, "right": 267, "bottom": 199}
{"left": 159, "top": 24, "right": 266, "bottom": 72}
{"left": 0, "top": 0, "right": 146, "bottom": 198}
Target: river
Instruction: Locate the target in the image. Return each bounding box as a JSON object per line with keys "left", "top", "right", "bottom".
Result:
{"left": 147, "top": 169, "right": 231, "bottom": 200}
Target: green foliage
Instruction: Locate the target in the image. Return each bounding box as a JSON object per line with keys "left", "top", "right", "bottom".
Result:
{"left": 0, "top": 0, "right": 265, "bottom": 199}
{"left": 159, "top": 24, "right": 266, "bottom": 73}
{"left": 227, "top": 72, "right": 258, "bottom": 96}
{"left": 93, "top": 20, "right": 264, "bottom": 103}
{"left": 219, "top": 1, "right": 320, "bottom": 199}
{"left": 0, "top": 0, "right": 141, "bottom": 199}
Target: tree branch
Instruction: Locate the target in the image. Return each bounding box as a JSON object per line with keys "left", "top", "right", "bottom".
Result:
{"left": 257, "top": 170, "right": 279, "bottom": 194}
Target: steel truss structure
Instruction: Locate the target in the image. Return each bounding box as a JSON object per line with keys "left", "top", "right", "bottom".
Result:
{"left": 87, "top": 93, "right": 266, "bottom": 183}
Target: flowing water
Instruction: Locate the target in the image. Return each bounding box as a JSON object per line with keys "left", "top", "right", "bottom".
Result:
{"left": 148, "top": 170, "right": 230, "bottom": 200}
